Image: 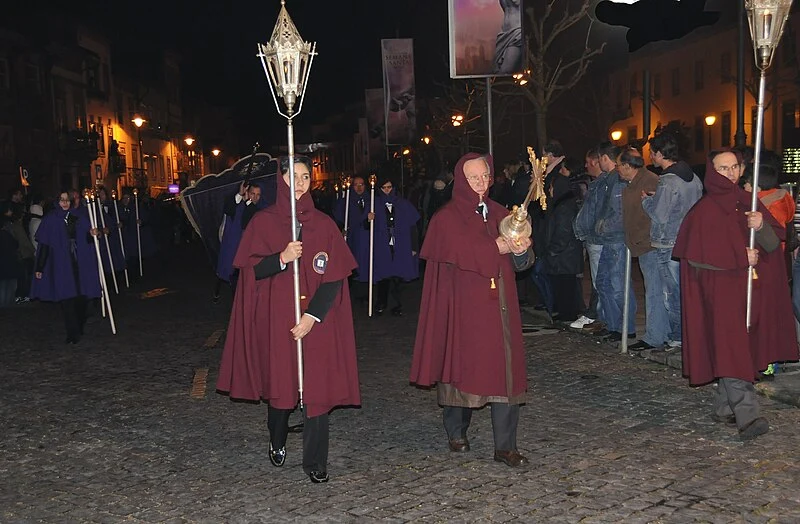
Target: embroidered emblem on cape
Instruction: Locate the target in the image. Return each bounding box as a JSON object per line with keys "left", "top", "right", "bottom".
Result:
{"left": 312, "top": 252, "right": 329, "bottom": 274}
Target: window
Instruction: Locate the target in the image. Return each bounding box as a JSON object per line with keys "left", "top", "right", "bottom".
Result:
{"left": 0, "top": 58, "right": 9, "bottom": 90}
{"left": 694, "top": 60, "right": 704, "bottom": 91}
{"left": 90, "top": 121, "right": 106, "bottom": 155}
{"left": 102, "top": 63, "right": 110, "bottom": 93}
{"left": 86, "top": 62, "right": 99, "bottom": 91}
{"left": 25, "top": 62, "right": 41, "bottom": 93}
{"left": 720, "top": 52, "right": 731, "bottom": 83}
{"left": 74, "top": 95, "right": 86, "bottom": 130}
{"left": 782, "top": 100, "right": 797, "bottom": 143}
{"left": 630, "top": 72, "right": 638, "bottom": 100}
{"left": 671, "top": 67, "right": 680, "bottom": 96}
{"left": 115, "top": 92, "right": 124, "bottom": 124}
{"left": 721, "top": 111, "right": 732, "bottom": 147}
{"left": 694, "top": 116, "right": 705, "bottom": 151}
{"left": 627, "top": 125, "right": 638, "bottom": 142}
{"left": 652, "top": 73, "right": 661, "bottom": 101}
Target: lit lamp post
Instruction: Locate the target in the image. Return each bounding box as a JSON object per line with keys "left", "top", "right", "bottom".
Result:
{"left": 132, "top": 116, "right": 146, "bottom": 188}
{"left": 704, "top": 115, "right": 716, "bottom": 150}
{"left": 211, "top": 148, "right": 221, "bottom": 173}
{"left": 610, "top": 129, "right": 623, "bottom": 142}
{"left": 744, "top": 0, "right": 793, "bottom": 330}
{"left": 184, "top": 136, "right": 195, "bottom": 178}
{"left": 258, "top": 0, "right": 316, "bottom": 407}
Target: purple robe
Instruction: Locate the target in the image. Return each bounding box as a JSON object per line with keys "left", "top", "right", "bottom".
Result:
{"left": 216, "top": 202, "right": 246, "bottom": 282}
{"left": 367, "top": 189, "right": 420, "bottom": 282}
{"left": 122, "top": 200, "right": 157, "bottom": 260}
{"left": 334, "top": 189, "right": 370, "bottom": 280}
{"left": 30, "top": 207, "right": 101, "bottom": 302}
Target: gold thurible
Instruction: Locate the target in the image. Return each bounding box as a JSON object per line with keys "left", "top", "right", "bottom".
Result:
{"left": 498, "top": 146, "right": 547, "bottom": 243}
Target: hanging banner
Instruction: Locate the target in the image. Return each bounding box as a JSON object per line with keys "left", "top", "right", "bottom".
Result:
{"left": 365, "top": 88, "right": 385, "bottom": 164}
{"left": 448, "top": 0, "right": 524, "bottom": 78}
{"left": 381, "top": 38, "right": 417, "bottom": 146}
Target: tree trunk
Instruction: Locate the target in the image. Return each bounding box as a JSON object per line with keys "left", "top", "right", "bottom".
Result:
{"left": 535, "top": 109, "right": 548, "bottom": 152}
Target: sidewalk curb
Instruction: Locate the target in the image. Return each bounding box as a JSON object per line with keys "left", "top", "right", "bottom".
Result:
{"left": 520, "top": 306, "right": 800, "bottom": 410}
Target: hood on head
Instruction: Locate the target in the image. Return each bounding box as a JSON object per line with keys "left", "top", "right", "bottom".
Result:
{"left": 453, "top": 152, "right": 494, "bottom": 211}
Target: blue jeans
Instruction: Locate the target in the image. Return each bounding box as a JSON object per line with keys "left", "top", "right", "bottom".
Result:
{"left": 530, "top": 257, "right": 554, "bottom": 313}
{"left": 596, "top": 243, "right": 636, "bottom": 334}
{"left": 638, "top": 250, "right": 670, "bottom": 346}
{"left": 656, "top": 247, "right": 682, "bottom": 342}
{"left": 586, "top": 243, "right": 603, "bottom": 321}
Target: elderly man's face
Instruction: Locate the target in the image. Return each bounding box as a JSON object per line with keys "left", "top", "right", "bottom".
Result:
{"left": 352, "top": 177, "right": 366, "bottom": 195}
{"left": 463, "top": 158, "right": 491, "bottom": 197}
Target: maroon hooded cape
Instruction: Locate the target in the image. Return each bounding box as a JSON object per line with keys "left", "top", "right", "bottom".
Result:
{"left": 410, "top": 153, "right": 528, "bottom": 401}
{"left": 673, "top": 151, "right": 798, "bottom": 385}
{"left": 216, "top": 171, "right": 361, "bottom": 418}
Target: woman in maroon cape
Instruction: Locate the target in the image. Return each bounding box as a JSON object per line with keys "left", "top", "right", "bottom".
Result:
{"left": 216, "top": 156, "right": 360, "bottom": 483}
{"left": 410, "top": 152, "right": 534, "bottom": 467}
{"left": 673, "top": 149, "right": 798, "bottom": 441}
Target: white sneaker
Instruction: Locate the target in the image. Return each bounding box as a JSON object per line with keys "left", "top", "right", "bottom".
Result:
{"left": 569, "top": 315, "right": 594, "bottom": 329}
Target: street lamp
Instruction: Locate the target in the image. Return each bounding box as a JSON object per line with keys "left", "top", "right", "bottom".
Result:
{"left": 184, "top": 136, "right": 196, "bottom": 177}
{"left": 211, "top": 148, "right": 221, "bottom": 173}
{"left": 131, "top": 116, "right": 146, "bottom": 188}
{"left": 744, "top": 0, "right": 793, "bottom": 330}
{"left": 257, "top": 0, "right": 316, "bottom": 407}
{"left": 184, "top": 136, "right": 195, "bottom": 146}
{"left": 421, "top": 136, "right": 431, "bottom": 145}
{"left": 610, "top": 129, "right": 623, "bottom": 142}
{"left": 704, "top": 115, "right": 716, "bottom": 149}
{"left": 451, "top": 114, "right": 464, "bottom": 127}
{"left": 211, "top": 148, "right": 221, "bottom": 157}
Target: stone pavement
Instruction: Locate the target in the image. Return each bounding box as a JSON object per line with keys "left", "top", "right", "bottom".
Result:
{"left": 2, "top": 242, "right": 800, "bottom": 522}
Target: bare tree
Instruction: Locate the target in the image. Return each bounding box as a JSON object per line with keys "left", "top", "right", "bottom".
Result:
{"left": 494, "top": 0, "right": 605, "bottom": 150}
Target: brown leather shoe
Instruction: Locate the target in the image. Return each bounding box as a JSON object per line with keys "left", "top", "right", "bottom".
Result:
{"left": 494, "top": 449, "right": 529, "bottom": 467}
{"left": 448, "top": 437, "right": 470, "bottom": 452}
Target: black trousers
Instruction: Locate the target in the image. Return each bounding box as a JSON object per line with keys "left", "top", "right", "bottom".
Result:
{"left": 60, "top": 295, "right": 87, "bottom": 340}
{"left": 550, "top": 274, "right": 583, "bottom": 322}
{"left": 443, "top": 403, "right": 520, "bottom": 451}
{"left": 376, "top": 277, "right": 403, "bottom": 311}
{"left": 268, "top": 406, "right": 329, "bottom": 474}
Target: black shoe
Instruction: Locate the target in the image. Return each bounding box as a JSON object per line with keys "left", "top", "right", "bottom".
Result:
{"left": 269, "top": 443, "right": 286, "bottom": 467}
{"left": 390, "top": 306, "right": 403, "bottom": 317}
{"left": 308, "top": 470, "right": 329, "bottom": 483}
{"left": 287, "top": 423, "right": 304, "bottom": 434}
{"left": 533, "top": 304, "right": 548, "bottom": 311}
{"left": 592, "top": 328, "right": 611, "bottom": 338}
{"left": 711, "top": 413, "right": 737, "bottom": 425}
{"left": 628, "top": 341, "right": 656, "bottom": 351}
{"left": 603, "top": 331, "right": 622, "bottom": 341}
{"left": 739, "top": 417, "right": 769, "bottom": 441}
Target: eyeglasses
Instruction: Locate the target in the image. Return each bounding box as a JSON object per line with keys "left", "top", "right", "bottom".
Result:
{"left": 466, "top": 174, "right": 491, "bottom": 182}
{"left": 381, "top": 185, "right": 393, "bottom": 190}
{"left": 715, "top": 164, "right": 741, "bottom": 174}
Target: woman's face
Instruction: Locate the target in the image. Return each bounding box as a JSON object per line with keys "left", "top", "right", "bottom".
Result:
{"left": 58, "top": 192, "right": 71, "bottom": 211}
{"left": 282, "top": 162, "right": 312, "bottom": 200}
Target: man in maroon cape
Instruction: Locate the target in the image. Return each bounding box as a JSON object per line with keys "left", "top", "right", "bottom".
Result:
{"left": 673, "top": 149, "right": 798, "bottom": 441}
{"left": 410, "top": 152, "right": 534, "bottom": 467}
{"left": 216, "top": 156, "right": 361, "bottom": 483}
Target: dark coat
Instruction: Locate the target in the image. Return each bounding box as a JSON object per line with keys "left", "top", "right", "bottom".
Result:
{"left": 544, "top": 181, "right": 584, "bottom": 275}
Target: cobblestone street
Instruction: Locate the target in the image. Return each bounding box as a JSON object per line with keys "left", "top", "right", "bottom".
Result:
{"left": 3, "top": 243, "right": 800, "bottom": 523}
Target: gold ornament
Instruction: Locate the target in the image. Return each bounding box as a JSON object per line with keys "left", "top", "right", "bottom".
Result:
{"left": 498, "top": 146, "right": 547, "bottom": 242}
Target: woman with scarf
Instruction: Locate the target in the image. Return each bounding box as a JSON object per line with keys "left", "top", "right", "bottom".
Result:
{"left": 367, "top": 175, "right": 420, "bottom": 316}
{"left": 411, "top": 152, "right": 534, "bottom": 467}
{"left": 216, "top": 156, "right": 360, "bottom": 484}
{"left": 30, "top": 190, "right": 101, "bottom": 343}
{"left": 673, "top": 149, "right": 798, "bottom": 441}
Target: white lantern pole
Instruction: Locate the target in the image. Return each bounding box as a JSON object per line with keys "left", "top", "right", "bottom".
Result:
{"left": 86, "top": 192, "right": 116, "bottom": 334}
{"left": 343, "top": 178, "right": 351, "bottom": 241}
{"left": 258, "top": 0, "right": 317, "bottom": 408}
{"left": 111, "top": 190, "right": 130, "bottom": 288}
{"left": 95, "top": 194, "right": 119, "bottom": 294}
{"left": 744, "top": 0, "right": 793, "bottom": 331}
{"left": 133, "top": 188, "right": 143, "bottom": 277}
{"left": 368, "top": 175, "right": 376, "bottom": 317}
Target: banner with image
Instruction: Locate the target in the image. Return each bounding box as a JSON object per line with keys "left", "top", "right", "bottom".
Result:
{"left": 381, "top": 38, "right": 417, "bottom": 146}
{"left": 364, "top": 88, "right": 385, "bottom": 164}
{"left": 448, "top": 0, "right": 524, "bottom": 78}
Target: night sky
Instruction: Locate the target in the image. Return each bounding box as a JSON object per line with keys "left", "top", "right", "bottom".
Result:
{"left": 19, "top": 1, "right": 726, "bottom": 151}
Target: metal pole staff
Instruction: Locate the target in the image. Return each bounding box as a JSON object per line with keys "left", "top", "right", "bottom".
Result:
{"left": 111, "top": 190, "right": 130, "bottom": 288}
{"left": 95, "top": 195, "right": 119, "bottom": 294}
{"left": 621, "top": 247, "right": 632, "bottom": 354}
{"left": 133, "top": 188, "right": 143, "bottom": 277}
{"left": 86, "top": 193, "right": 116, "bottom": 334}
{"left": 368, "top": 176, "right": 376, "bottom": 317}
{"left": 486, "top": 77, "right": 494, "bottom": 157}
{"left": 343, "top": 178, "right": 351, "bottom": 241}
{"left": 747, "top": 69, "right": 767, "bottom": 331}
{"left": 286, "top": 123, "right": 305, "bottom": 408}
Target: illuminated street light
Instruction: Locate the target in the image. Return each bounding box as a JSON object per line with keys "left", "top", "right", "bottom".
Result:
{"left": 704, "top": 115, "right": 716, "bottom": 127}
{"left": 211, "top": 148, "right": 221, "bottom": 157}
{"left": 451, "top": 114, "right": 464, "bottom": 127}
{"left": 402, "top": 148, "right": 410, "bottom": 155}
{"left": 132, "top": 116, "right": 145, "bottom": 128}
{"left": 610, "top": 130, "right": 623, "bottom": 141}
{"left": 184, "top": 137, "right": 195, "bottom": 146}
{"left": 422, "top": 136, "right": 431, "bottom": 144}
